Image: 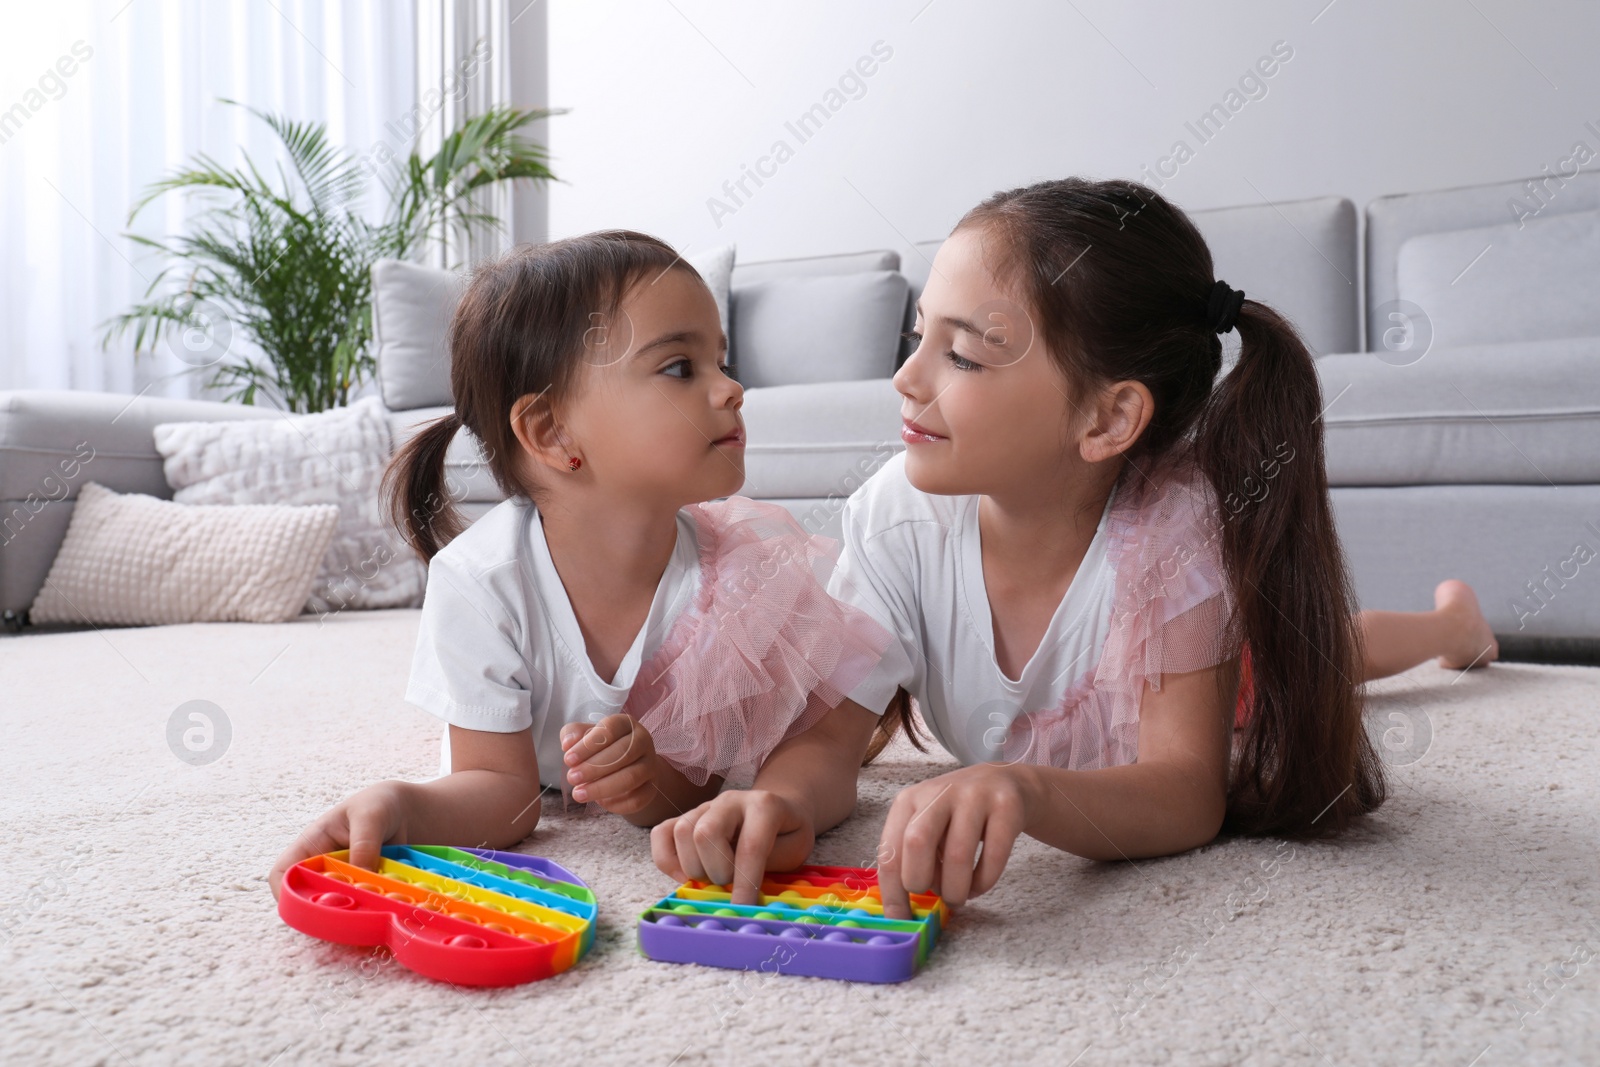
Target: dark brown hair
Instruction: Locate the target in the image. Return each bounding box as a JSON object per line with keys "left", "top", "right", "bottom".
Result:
{"left": 862, "top": 687, "right": 928, "bottom": 764}
{"left": 383, "top": 230, "right": 696, "bottom": 562}
{"left": 865, "top": 177, "right": 1385, "bottom": 841}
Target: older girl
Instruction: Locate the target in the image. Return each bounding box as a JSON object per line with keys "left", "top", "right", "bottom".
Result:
{"left": 651, "top": 178, "right": 1498, "bottom": 918}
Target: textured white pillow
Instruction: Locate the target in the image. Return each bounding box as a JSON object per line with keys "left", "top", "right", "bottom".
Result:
{"left": 29, "top": 482, "right": 339, "bottom": 625}
{"left": 152, "top": 396, "right": 425, "bottom": 615}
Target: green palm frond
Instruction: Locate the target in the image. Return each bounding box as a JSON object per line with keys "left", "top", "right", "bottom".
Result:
{"left": 224, "top": 98, "right": 365, "bottom": 213}
{"left": 104, "top": 91, "right": 560, "bottom": 412}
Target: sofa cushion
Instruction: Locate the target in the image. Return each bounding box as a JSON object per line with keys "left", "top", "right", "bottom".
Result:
{"left": 732, "top": 248, "right": 902, "bottom": 376}
{"left": 1317, "top": 336, "right": 1600, "bottom": 485}
{"left": 738, "top": 378, "right": 903, "bottom": 500}
{"left": 1365, "top": 170, "right": 1600, "bottom": 351}
{"left": 730, "top": 249, "right": 898, "bottom": 286}
{"left": 731, "top": 271, "right": 910, "bottom": 387}
{"left": 1396, "top": 208, "right": 1600, "bottom": 349}
{"left": 371, "top": 259, "right": 464, "bottom": 412}
{"left": 1189, "top": 195, "right": 1359, "bottom": 357}
{"left": 372, "top": 245, "right": 737, "bottom": 413}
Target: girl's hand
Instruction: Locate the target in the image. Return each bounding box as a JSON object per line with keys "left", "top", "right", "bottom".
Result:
{"left": 560, "top": 713, "right": 661, "bottom": 815}
{"left": 876, "top": 764, "right": 1031, "bottom": 919}
{"left": 268, "top": 780, "right": 410, "bottom": 901}
{"left": 651, "top": 790, "right": 816, "bottom": 905}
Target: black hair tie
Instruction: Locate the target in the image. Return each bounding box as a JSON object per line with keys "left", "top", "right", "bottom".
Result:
{"left": 1206, "top": 279, "right": 1246, "bottom": 334}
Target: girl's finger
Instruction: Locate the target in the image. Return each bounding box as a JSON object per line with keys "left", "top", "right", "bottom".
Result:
{"left": 651, "top": 819, "right": 688, "bottom": 882}
{"left": 936, "top": 804, "right": 989, "bottom": 906}
{"left": 574, "top": 757, "right": 653, "bottom": 805}
{"left": 729, "top": 801, "right": 781, "bottom": 906}
{"left": 897, "top": 790, "right": 951, "bottom": 897}
{"left": 561, "top": 714, "right": 631, "bottom": 767}
{"left": 671, "top": 807, "right": 710, "bottom": 884}
{"left": 691, "top": 801, "right": 744, "bottom": 888}
{"left": 559, "top": 721, "right": 587, "bottom": 751}
{"left": 569, "top": 742, "right": 645, "bottom": 786}
{"left": 875, "top": 792, "right": 918, "bottom": 921}
{"left": 571, "top": 718, "right": 649, "bottom": 776}
{"left": 970, "top": 808, "right": 1025, "bottom": 900}
{"left": 347, "top": 808, "right": 394, "bottom": 873}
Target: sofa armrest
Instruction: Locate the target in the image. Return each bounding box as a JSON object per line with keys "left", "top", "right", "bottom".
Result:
{"left": 0, "top": 389, "right": 281, "bottom": 618}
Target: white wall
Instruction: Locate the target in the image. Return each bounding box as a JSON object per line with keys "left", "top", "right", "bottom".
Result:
{"left": 546, "top": 0, "right": 1600, "bottom": 269}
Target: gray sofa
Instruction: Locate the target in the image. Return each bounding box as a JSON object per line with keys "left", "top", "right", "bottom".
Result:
{"left": 3, "top": 174, "right": 1596, "bottom": 656}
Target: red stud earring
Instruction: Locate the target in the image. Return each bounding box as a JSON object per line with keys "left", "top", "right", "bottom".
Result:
{"left": 567, "top": 457, "right": 582, "bottom": 472}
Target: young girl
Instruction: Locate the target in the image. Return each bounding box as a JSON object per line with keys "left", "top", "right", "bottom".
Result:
{"left": 649, "top": 178, "right": 1500, "bottom": 919}
{"left": 268, "top": 231, "right": 892, "bottom": 895}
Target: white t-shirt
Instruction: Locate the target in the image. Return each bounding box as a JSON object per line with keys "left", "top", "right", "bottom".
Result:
{"left": 404, "top": 497, "right": 701, "bottom": 787}
{"left": 826, "top": 450, "right": 1121, "bottom": 765}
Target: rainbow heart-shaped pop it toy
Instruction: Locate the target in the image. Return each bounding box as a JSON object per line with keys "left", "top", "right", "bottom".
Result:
{"left": 278, "top": 845, "right": 596, "bottom": 987}
{"left": 637, "top": 864, "right": 950, "bottom": 983}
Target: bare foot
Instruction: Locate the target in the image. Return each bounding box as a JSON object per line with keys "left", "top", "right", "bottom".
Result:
{"left": 1434, "top": 579, "right": 1499, "bottom": 670}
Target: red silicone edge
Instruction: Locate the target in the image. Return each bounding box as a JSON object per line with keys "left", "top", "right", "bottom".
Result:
{"left": 278, "top": 861, "right": 566, "bottom": 987}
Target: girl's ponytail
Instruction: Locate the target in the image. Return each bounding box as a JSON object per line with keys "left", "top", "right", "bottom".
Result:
{"left": 384, "top": 411, "right": 466, "bottom": 564}
{"left": 862, "top": 686, "right": 930, "bottom": 765}
{"left": 1195, "top": 300, "right": 1387, "bottom": 838}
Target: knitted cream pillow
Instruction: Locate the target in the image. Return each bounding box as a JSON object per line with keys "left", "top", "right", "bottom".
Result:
{"left": 29, "top": 482, "right": 339, "bottom": 626}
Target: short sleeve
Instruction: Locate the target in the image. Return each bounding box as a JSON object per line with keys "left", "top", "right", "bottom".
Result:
{"left": 1095, "top": 456, "right": 1242, "bottom": 697}
{"left": 824, "top": 494, "right": 921, "bottom": 715}
{"left": 1020, "top": 458, "right": 1241, "bottom": 771}
{"left": 403, "top": 553, "right": 538, "bottom": 733}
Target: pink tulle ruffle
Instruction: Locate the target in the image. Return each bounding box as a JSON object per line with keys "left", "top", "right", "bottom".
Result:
{"left": 624, "top": 496, "right": 895, "bottom": 786}
{"left": 1001, "top": 454, "right": 1242, "bottom": 770}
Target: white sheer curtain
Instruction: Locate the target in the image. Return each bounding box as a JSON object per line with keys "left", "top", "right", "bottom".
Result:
{"left": 415, "top": 0, "right": 550, "bottom": 269}
{"left": 0, "top": 0, "right": 416, "bottom": 402}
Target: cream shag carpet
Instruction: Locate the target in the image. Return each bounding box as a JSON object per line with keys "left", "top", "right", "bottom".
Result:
{"left": 1, "top": 608, "right": 1596, "bottom": 1066}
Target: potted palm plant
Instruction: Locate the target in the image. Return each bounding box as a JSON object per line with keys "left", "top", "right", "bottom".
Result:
{"left": 104, "top": 99, "right": 561, "bottom": 413}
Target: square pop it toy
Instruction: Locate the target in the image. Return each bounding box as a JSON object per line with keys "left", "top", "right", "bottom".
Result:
{"left": 278, "top": 845, "right": 597, "bottom": 987}
{"left": 637, "top": 864, "right": 950, "bottom": 983}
